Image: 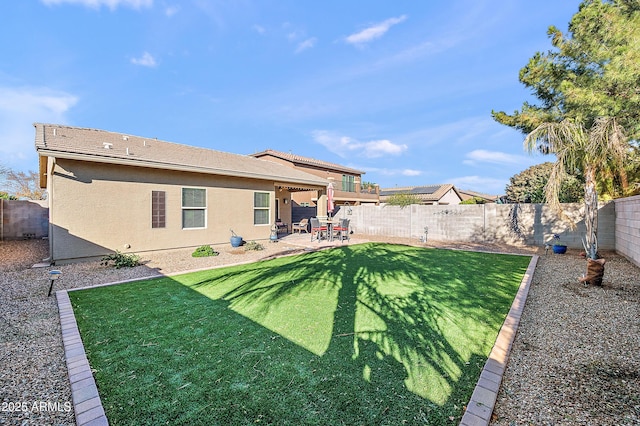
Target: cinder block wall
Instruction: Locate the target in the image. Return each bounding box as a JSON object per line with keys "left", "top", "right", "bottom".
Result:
{"left": 341, "top": 202, "right": 616, "bottom": 250}
{"left": 0, "top": 200, "right": 49, "bottom": 240}
{"left": 614, "top": 195, "right": 640, "bottom": 267}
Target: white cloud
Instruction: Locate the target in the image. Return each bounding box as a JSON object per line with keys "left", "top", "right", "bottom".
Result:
{"left": 360, "top": 167, "right": 424, "bottom": 178}
{"left": 287, "top": 31, "right": 301, "bottom": 41}
{"left": 41, "top": 0, "right": 152, "bottom": 10}
{"left": 402, "top": 169, "right": 422, "bottom": 176}
{"left": 463, "top": 149, "right": 528, "bottom": 166}
{"left": 295, "top": 37, "right": 317, "bottom": 54}
{"left": 345, "top": 15, "right": 407, "bottom": 46}
{"left": 131, "top": 52, "right": 157, "bottom": 67}
{"left": 363, "top": 139, "right": 407, "bottom": 157}
{"left": 253, "top": 24, "right": 266, "bottom": 34}
{"left": 312, "top": 130, "right": 408, "bottom": 159}
{"left": 0, "top": 86, "right": 78, "bottom": 169}
{"left": 165, "top": 5, "right": 179, "bottom": 16}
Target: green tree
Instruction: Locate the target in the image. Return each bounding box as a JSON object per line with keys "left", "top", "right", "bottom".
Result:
{"left": 492, "top": 0, "right": 640, "bottom": 258}
{"left": 0, "top": 191, "right": 17, "bottom": 200}
{"left": 385, "top": 192, "right": 421, "bottom": 207}
{"left": 506, "top": 162, "right": 583, "bottom": 203}
{"left": 459, "top": 197, "right": 486, "bottom": 205}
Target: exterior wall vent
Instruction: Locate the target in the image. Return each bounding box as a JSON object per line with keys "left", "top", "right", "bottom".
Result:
{"left": 123, "top": 135, "right": 129, "bottom": 141}
{"left": 103, "top": 143, "right": 113, "bottom": 149}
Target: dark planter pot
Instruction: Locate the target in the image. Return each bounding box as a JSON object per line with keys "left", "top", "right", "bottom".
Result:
{"left": 553, "top": 245, "right": 567, "bottom": 254}
{"left": 230, "top": 236, "right": 243, "bottom": 247}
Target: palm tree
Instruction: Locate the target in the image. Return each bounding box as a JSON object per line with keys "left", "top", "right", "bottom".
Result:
{"left": 524, "top": 117, "right": 627, "bottom": 259}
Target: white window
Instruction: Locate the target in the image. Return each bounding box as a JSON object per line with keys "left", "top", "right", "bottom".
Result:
{"left": 182, "top": 188, "right": 206, "bottom": 229}
{"left": 254, "top": 192, "right": 270, "bottom": 225}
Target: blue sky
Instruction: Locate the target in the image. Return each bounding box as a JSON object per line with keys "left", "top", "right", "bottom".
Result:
{"left": 1, "top": 0, "right": 581, "bottom": 195}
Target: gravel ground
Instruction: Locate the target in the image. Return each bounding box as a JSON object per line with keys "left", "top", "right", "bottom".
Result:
{"left": 1, "top": 238, "right": 638, "bottom": 425}
{"left": 491, "top": 249, "right": 640, "bottom": 426}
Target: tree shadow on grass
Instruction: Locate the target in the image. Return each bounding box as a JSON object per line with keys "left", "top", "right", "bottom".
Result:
{"left": 72, "top": 242, "right": 529, "bottom": 425}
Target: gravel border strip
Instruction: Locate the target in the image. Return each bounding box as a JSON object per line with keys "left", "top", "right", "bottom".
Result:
{"left": 460, "top": 255, "right": 539, "bottom": 425}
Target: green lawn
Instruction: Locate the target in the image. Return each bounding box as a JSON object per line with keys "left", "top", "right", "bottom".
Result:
{"left": 70, "top": 243, "right": 531, "bottom": 425}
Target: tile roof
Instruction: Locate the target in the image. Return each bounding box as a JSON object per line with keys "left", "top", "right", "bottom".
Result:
{"left": 251, "top": 149, "right": 364, "bottom": 175}
{"left": 457, "top": 188, "right": 498, "bottom": 201}
{"left": 34, "top": 124, "right": 329, "bottom": 187}
{"left": 379, "top": 184, "right": 459, "bottom": 202}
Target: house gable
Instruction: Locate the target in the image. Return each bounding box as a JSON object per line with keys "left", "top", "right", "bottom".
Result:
{"left": 379, "top": 184, "right": 463, "bottom": 205}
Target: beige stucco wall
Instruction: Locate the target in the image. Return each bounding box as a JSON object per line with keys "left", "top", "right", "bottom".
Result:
{"left": 435, "top": 188, "right": 462, "bottom": 205}
{"left": 48, "top": 159, "right": 282, "bottom": 262}
{"left": 275, "top": 190, "right": 293, "bottom": 225}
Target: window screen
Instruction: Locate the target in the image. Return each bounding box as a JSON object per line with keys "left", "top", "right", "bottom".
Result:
{"left": 182, "top": 188, "right": 206, "bottom": 228}
{"left": 151, "top": 190, "right": 166, "bottom": 228}
{"left": 254, "top": 192, "right": 270, "bottom": 225}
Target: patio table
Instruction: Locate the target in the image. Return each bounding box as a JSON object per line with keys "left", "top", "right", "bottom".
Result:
{"left": 318, "top": 218, "right": 338, "bottom": 241}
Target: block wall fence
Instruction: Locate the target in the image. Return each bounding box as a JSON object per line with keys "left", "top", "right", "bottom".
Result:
{"left": 343, "top": 202, "right": 616, "bottom": 249}
{"left": 0, "top": 199, "right": 49, "bottom": 240}
{"left": 613, "top": 195, "right": 640, "bottom": 268}
{"left": 340, "top": 198, "right": 639, "bottom": 267}
{"left": 1, "top": 197, "right": 639, "bottom": 268}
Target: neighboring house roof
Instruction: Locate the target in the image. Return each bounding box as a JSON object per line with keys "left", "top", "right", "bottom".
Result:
{"left": 457, "top": 189, "right": 498, "bottom": 202}
{"left": 251, "top": 149, "right": 365, "bottom": 176}
{"left": 34, "top": 124, "right": 329, "bottom": 188}
{"left": 379, "top": 184, "right": 461, "bottom": 202}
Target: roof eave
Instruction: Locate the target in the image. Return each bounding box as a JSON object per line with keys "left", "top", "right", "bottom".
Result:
{"left": 36, "top": 149, "right": 328, "bottom": 188}
{"left": 252, "top": 150, "right": 365, "bottom": 175}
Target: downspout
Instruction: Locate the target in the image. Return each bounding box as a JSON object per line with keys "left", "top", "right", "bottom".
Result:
{"left": 47, "top": 158, "right": 56, "bottom": 264}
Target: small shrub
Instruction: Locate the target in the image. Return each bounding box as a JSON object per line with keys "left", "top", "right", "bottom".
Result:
{"left": 192, "top": 245, "right": 219, "bottom": 258}
{"left": 101, "top": 251, "right": 141, "bottom": 269}
{"left": 244, "top": 241, "right": 264, "bottom": 251}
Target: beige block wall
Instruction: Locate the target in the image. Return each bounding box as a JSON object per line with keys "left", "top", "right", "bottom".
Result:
{"left": 0, "top": 199, "right": 49, "bottom": 240}
{"left": 614, "top": 195, "right": 640, "bottom": 267}
{"left": 342, "top": 202, "right": 616, "bottom": 250}
{"left": 49, "top": 159, "right": 279, "bottom": 261}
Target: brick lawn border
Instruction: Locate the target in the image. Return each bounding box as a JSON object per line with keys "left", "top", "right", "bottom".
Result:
{"left": 56, "top": 290, "right": 109, "bottom": 426}
{"left": 460, "top": 254, "right": 539, "bottom": 425}
{"left": 56, "top": 253, "right": 539, "bottom": 425}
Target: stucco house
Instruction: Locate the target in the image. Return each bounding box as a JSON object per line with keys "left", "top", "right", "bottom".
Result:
{"left": 35, "top": 123, "right": 328, "bottom": 263}
{"left": 379, "top": 184, "right": 463, "bottom": 205}
{"left": 251, "top": 149, "right": 379, "bottom": 208}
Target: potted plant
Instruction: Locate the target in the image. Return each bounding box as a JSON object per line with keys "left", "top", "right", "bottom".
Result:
{"left": 552, "top": 234, "right": 567, "bottom": 254}
{"left": 230, "top": 229, "right": 243, "bottom": 248}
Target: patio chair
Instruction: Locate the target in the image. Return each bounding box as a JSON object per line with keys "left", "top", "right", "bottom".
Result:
{"left": 310, "top": 217, "right": 328, "bottom": 242}
{"left": 291, "top": 218, "right": 309, "bottom": 233}
{"left": 332, "top": 218, "right": 350, "bottom": 243}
